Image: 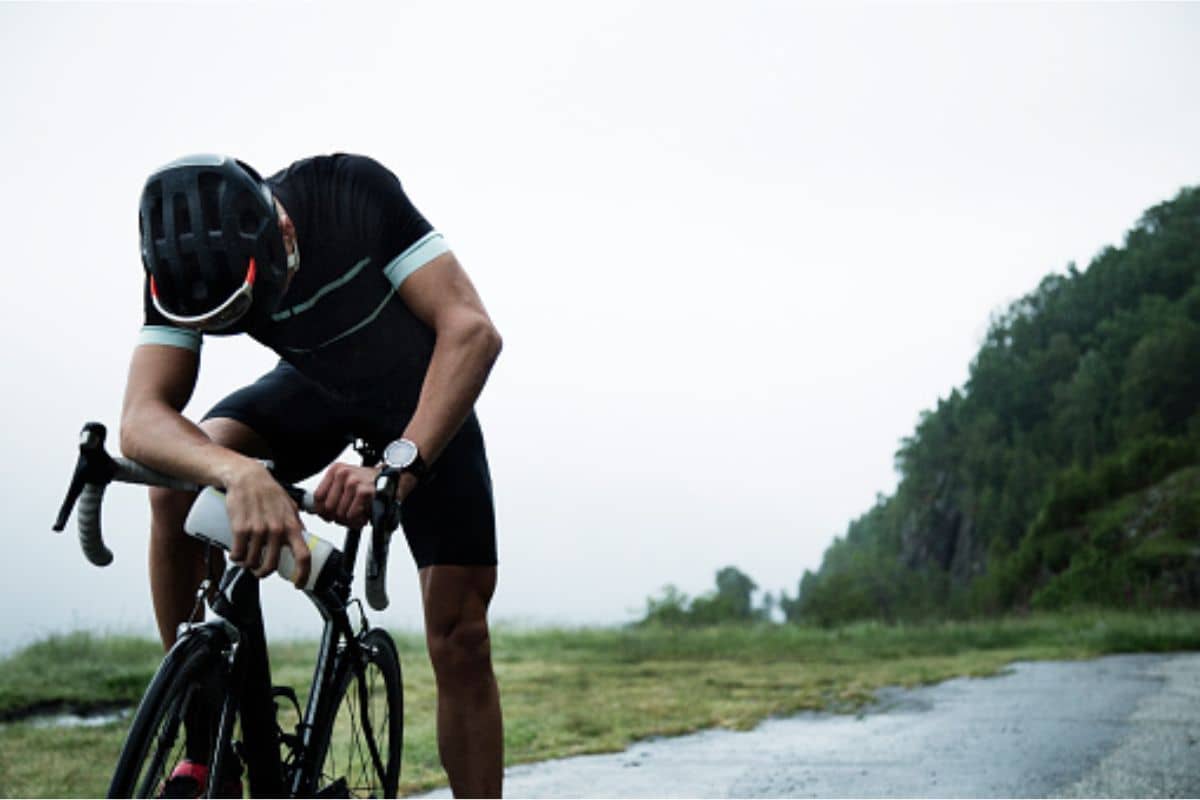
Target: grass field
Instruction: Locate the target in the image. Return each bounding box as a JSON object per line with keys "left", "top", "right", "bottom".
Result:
{"left": 2, "top": 611, "right": 1199, "bottom": 797}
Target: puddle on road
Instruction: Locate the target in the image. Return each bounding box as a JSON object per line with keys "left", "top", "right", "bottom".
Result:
{"left": 2, "top": 706, "right": 133, "bottom": 730}
{"left": 29, "top": 708, "right": 132, "bottom": 728}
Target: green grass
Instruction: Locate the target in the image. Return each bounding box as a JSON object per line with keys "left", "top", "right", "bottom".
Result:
{"left": 0, "top": 633, "right": 162, "bottom": 719}
{"left": 1, "top": 611, "right": 1198, "bottom": 797}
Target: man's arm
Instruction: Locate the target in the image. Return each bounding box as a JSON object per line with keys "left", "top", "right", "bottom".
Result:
{"left": 314, "top": 251, "right": 501, "bottom": 522}
{"left": 393, "top": 251, "right": 503, "bottom": 467}
{"left": 121, "top": 345, "right": 311, "bottom": 583}
{"left": 122, "top": 344, "right": 235, "bottom": 483}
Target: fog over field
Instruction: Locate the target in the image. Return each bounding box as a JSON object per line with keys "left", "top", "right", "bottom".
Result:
{"left": 2, "top": 2, "right": 1198, "bottom": 652}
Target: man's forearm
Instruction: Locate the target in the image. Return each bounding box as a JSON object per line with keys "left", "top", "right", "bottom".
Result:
{"left": 401, "top": 314, "right": 502, "bottom": 465}
{"left": 120, "top": 401, "right": 261, "bottom": 489}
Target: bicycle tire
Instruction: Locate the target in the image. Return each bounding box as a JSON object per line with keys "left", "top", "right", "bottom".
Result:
{"left": 312, "top": 628, "right": 403, "bottom": 798}
{"left": 109, "top": 628, "right": 231, "bottom": 798}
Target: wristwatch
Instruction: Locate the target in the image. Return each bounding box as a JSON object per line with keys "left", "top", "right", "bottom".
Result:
{"left": 382, "top": 437, "right": 429, "bottom": 483}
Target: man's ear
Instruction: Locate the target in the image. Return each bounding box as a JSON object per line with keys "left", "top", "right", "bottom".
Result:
{"left": 274, "top": 198, "right": 297, "bottom": 251}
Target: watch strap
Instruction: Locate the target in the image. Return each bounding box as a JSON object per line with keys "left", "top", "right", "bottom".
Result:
{"left": 404, "top": 453, "right": 429, "bottom": 482}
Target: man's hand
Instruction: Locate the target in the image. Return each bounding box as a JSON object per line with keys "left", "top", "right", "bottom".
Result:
{"left": 225, "top": 461, "right": 311, "bottom": 587}
{"left": 314, "top": 463, "right": 419, "bottom": 529}
{"left": 314, "top": 463, "right": 384, "bottom": 528}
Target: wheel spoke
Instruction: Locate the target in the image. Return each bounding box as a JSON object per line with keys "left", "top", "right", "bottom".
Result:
{"left": 315, "top": 632, "right": 401, "bottom": 798}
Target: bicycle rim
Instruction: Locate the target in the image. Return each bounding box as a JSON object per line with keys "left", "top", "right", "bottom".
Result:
{"left": 315, "top": 628, "right": 403, "bottom": 798}
{"left": 109, "top": 633, "right": 228, "bottom": 798}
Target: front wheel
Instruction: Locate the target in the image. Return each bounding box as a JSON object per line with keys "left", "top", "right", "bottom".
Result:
{"left": 108, "top": 628, "right": 230, "bottom": 798}
{"left": 313, "top": 628, "right": 403, "bottom": 798}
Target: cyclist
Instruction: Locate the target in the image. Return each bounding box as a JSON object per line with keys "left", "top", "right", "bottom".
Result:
{"left": 123, "top": 154, "right": 503, "bottom": 797}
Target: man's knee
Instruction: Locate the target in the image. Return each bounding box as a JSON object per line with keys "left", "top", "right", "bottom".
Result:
{"left": 421, "top": 565, "right": 497, "bottom": 684}
{"left": 428, "top": 616, "right": 493, "bottom": 683}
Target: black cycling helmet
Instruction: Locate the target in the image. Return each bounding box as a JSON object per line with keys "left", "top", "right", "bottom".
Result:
{"left": 138, "top": 154, "right": 293, "bottom": 332}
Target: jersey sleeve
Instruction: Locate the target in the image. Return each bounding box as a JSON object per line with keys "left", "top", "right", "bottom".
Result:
{"left": 139, "top": 277, "right": 202, "bottom": 352}
{"left": 341, "top": 155, "right": 452, "bottom": 289}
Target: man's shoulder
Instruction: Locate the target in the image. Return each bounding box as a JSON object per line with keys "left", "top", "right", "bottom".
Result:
{"left": 269, "top": 153, "right": 396, "bottom": 187}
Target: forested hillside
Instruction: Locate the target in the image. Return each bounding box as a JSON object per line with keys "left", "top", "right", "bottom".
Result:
{"left": 790, "top": 186, "right": 1200, "bottom": 624}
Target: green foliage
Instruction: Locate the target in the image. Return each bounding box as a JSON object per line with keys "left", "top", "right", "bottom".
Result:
{"left": 642, "top": 584, "right": 691, "bottom": 626}
{"left": 640, "top": 566, "right": 773, "bottom": 626}
{"left": 795, "top": 185, "right": 1200, "bottom": 623}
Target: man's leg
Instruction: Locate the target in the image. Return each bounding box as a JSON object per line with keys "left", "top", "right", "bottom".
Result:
{"left": 148, "top": 418, "right": 272, "bottom": 650}
{"left": 420, "top": 565, "right": 503, "bottom": 798}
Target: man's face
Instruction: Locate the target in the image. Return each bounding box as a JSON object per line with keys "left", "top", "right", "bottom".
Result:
{"left": 274, "top": 197, "right": 300, "bottom": 289}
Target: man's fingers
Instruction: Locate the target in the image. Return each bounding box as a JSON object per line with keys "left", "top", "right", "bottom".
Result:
{"left": 313, "top": 469, "right": 336, "bottom": 516}
{"left": 229, "top": 531, "right": 248, "bottom": 561}
{"left": 352, "top": 486, "right": 373, "bottom": 527}
{"left": 337, "top": 486, "right": 357, "bottom": 523}
{"left": 237, "top": 529, "right": 265, "bottom": 569}
{"left": 287, "top": 528, "right": 313, "bottom": 588}
{"left": 313, "top": 473, "right": 330, "bottom": 505}
{"left": 254, "top": 529, "right": 284, "bottom": 579}
{"left": 320, "top": 470, "right": 349, "bottom": 521}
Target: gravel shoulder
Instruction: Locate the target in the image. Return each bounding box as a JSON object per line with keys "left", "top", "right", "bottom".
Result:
{"left": 414, "top": 652, "right": 1200, "bottom": 798}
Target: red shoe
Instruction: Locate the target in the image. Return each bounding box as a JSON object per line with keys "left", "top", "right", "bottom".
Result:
{"left": 159, "top": 759, "right": 243, "bottom": 798}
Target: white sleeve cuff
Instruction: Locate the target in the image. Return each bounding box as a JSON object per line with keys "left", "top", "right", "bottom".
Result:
{"left": 138, "top": 325, "right": 202, "bottom": 352}
{"left": 382, "top": 232, "right": 450, "bottom": 289}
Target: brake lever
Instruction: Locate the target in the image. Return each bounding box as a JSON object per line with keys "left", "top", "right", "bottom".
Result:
{"left": 370, "top": 469, "right": 403, "bottom": 533}
{"left": 365, "top": 468, "right": 403, "bottom": 610}
{"left": 52, "top": 422, "right": 118, "bottom": 532}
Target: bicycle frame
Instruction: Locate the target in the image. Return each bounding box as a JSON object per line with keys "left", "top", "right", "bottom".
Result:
{"left": 197, "top": 518, "right": 376, "bottom": 797}
{"left": 55, "top": 423, "right": 400, "bottom": 798}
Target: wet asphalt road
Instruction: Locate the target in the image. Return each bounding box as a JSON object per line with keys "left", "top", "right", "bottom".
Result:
{"left": 415, "top": 652, "right": 1200, "bottom": 798}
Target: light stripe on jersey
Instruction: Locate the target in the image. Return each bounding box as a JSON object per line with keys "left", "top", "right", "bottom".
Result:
{"left": 279, "top": 286, "right": 396, "bottom": 356}
{"left": 138, "top": 325, "right": 202, "bottom": 352}
{"left": 271, "top": 256, "right": 372, "bottom": 322}
{"left": 383, "top": 232, "right": 449, "bottom": 288}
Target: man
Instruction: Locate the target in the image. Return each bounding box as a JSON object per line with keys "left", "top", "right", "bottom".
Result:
{"left": 122, "top": 153, "right": 503, "bottom": 797}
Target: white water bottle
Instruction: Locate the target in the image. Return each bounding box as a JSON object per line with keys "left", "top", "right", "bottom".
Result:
{"left": 184, "top": 487, "right": 338, "bottom": 591}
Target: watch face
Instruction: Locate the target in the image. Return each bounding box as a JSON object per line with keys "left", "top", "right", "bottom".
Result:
{"left": 384, "top": 438, "right": 418, "bottom": 469}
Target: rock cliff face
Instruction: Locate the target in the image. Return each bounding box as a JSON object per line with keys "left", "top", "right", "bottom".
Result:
{"left": 898, "top": 475, "right": 985, "bottom": 585}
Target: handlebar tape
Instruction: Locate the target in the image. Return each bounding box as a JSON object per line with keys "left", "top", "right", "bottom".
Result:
{"left": 365, "top": 530, "right": 391, "bottom": 611}
{"left": 76, "top": 458, "right": 199, "bottom": 567}
{"left": 77, "top": 483, "right": 113, "bottom": 566}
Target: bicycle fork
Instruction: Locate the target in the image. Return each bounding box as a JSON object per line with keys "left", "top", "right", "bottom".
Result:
{"left": 209, "top": 568, "right": 285, "bottom": 798}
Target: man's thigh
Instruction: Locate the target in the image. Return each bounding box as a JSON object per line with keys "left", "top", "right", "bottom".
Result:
{"left": 201, "top": 360, "right": 351, "bottom": 481}
{"left": 393, "top": 411, "right": 498, "bottom": 569}
{"left": 199, "top": 417, "right": 274, "bottom": 457}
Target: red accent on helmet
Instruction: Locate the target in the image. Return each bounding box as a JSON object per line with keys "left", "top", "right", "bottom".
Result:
{"left": 245, "top": 258, "right": 257, "bottom": 286}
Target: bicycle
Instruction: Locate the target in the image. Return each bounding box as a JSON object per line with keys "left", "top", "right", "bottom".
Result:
{"left": 52, "top": 421, "right": 406, "bottom": 798}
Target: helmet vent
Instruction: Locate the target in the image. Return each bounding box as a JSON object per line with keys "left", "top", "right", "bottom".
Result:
{"left": 148, "top": 195, "right": 164, "bottom": 242}
{"left": 180, "top": 252, "right": 204, "bottom": 301}
{"left": 198, "top": 172, "right": 223, "bottom": 234}
{"left": 172, "top": 193, "right": 191, "bottom": 238}
{"left": 239, "top": 206, "right": 260, "bottom": 236}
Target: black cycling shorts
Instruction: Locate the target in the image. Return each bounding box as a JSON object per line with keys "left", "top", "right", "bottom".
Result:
{"left": 203, "top": 360, "right": 497, "bottom": 569}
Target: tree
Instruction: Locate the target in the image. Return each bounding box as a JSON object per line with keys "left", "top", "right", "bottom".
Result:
{"left": 714, "top": 566, "right": 757, "bottom": 619}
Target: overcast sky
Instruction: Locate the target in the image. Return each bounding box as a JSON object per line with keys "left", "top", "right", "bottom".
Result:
{"left": 2, "top": 2, "right": 1198, "bottom": 651}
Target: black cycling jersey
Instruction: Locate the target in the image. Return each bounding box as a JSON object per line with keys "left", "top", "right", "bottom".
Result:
{"left": 140, "top": 154, "right": 498, "bottom": 567}
{"left": 141, "top": 153, "right": 448, "bottom": 410}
